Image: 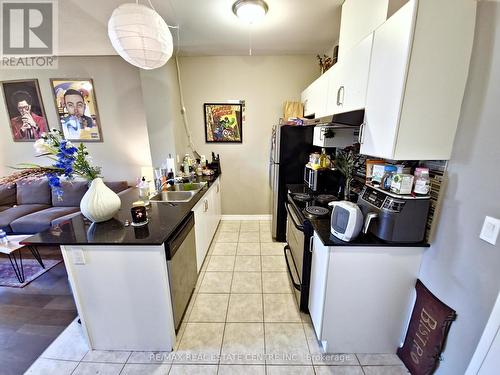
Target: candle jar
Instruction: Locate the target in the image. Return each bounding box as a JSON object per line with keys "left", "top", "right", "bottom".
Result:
{"left": 131, "top": 204, "right": 148, "bottom": 226}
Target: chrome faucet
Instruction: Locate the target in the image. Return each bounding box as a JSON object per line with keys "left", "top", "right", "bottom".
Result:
{"left": 159, "top": 178, "right": 177, "bottom": 190}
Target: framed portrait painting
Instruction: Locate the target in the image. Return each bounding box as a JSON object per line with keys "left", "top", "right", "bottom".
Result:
{"left": 50, "top": 79, "right": 103, "bottom": 142}
{"left": 204, "top": 103, "right": 243, "bottom": 143}
{"left": 1, "top": 79, "right": 49, "bottom": 141}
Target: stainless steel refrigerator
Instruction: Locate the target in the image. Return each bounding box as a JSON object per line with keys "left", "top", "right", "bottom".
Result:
{"left": 269, "top": 124, "right": 314, "bottom": 242}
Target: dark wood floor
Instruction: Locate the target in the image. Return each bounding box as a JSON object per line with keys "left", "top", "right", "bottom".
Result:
{"left": 0, "top": 247, "right": 77, "bottom": 375}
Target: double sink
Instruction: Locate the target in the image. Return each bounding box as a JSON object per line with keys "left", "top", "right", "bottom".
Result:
{"left": 149, "top": 182, "right": 207, "bottom": 203}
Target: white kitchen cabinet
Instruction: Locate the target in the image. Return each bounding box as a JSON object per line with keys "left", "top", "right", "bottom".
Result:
{"left": 308, "top": 233, "right": 329, "bottom": 347}
{"left": 326, "top": 33, "right": 373, "bottom": 115}
{"left": 361, "top": 0, "right": 477, "bottom": 160}
{"left": 338, "top": 0, "right": 389, "bottom": 61}
{"left": 212, "top": 179, "right": 222, "bottom": 229}
{"left": 193, "top": 195, "right": 210, "bottom": 273}
{"left": 301, "top": 73, "right": 328, "bottom": 118}
{"left": 192, "top": 178, "right": 222, "bottom": 273}
{"left": 308, "top": 231, "right": 426, "bottom": 353}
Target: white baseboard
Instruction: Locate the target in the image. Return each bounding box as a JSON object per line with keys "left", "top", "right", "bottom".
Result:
{"left": 221, "top": 215, "right": 272, "bottom": 221}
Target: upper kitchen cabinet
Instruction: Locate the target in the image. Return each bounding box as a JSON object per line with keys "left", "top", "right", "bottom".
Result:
{"left": 338, "top": 0, "right": 389, "bottom": 61}
{"left": 301, "top": 72, "right": 329, "bottom": 118}
{"left": 326, "top": 33, "right": 373, "bottom": 115}
{"left": 302, "top": 32, "right": 373, "bottom": 119}
{"left": 361, "top": 0, "right": 477, "bottom": 160}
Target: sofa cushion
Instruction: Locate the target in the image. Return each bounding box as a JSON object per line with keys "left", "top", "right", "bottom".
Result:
{"left": 52, "top": 181, "right": 88, "bottom": 207}
{"left": 51, "top": 211, "right": 82, "bottom": 227}
{"left": 0, "top": 183, "right": 16, "bottom": 205}
{"left": 10, "top": 206, "right": 80, "bottom": 234}
{"left": 16, "top": 179, "right": 51, "bottom": 205}
{"left": 104, "top": 181, "right": 128, "bottom": 194}
{"left": 0, "top": 204, "right": 50, "bottom": 233}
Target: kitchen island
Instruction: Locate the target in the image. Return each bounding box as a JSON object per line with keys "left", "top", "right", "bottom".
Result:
{"left": 22, "top": 175, "right": 221, "bottom": 352}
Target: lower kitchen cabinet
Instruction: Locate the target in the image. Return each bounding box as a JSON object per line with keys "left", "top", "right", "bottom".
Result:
{"left": 192, "top": 178, "right": 222, "bottom": 272}
{"left": 308, "top": 231, "right": 426, "bottom": 353}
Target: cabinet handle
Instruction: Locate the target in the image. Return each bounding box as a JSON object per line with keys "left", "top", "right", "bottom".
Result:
{"left": 358, "top": 122, "right": 365, "bottom": 144}
{"left": 309, "top": 235, "right": 314, "bottom": 253}
{"left": 337, "top": 86, "right": 345, "bottom": 106}
{"left": 216, "top": 184, "right": 220, "bottom": 193}
{"left": 204, "top": 199, "right": 209, "bottom": 212}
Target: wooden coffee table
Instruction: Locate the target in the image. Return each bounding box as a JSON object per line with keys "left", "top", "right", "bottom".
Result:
{"left": 0, "top": 235, "right": 45, "bottom": 283}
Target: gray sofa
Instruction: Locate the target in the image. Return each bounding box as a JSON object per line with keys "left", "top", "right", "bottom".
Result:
{"left": 0, "top": 179, "right": 131, "bottom": 234}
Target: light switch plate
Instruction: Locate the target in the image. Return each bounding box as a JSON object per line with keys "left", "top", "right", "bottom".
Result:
{"left": 71, "top": 247, "right": 86, "bottom": 265}
{"left": 479, "top": 216, "right": 500, "bottom": 246}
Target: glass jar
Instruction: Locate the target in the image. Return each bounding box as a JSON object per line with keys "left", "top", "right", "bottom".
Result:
{"left": 381, "top": 165, "right": 398, "bottom": 190}
{"left": 414, "top": 167, "right": 430, "bottom": 195}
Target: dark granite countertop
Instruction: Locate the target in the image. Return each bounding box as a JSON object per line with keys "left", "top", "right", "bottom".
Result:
{"left": 287, "top": 184, "right": 430, "bottom": 248}
{"left": 22, "top": 175, "right": 220, "bottom": 246}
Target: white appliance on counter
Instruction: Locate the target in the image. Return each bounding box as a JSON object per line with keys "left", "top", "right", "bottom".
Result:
{"left": 328, "top": 201, "right": 363, "bottom": 241}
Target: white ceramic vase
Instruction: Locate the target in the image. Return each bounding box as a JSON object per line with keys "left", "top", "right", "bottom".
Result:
{"left": 80, "top": 178, "right": 121, "bottom": 223}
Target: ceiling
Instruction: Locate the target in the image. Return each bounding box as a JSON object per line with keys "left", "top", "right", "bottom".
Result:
{"left": 58, "top": 0, "right": 343, "bottom": 56}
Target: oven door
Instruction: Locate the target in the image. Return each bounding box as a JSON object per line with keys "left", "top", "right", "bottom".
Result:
{"left": 285, "top": 202, "right": 305, "bottom": 305}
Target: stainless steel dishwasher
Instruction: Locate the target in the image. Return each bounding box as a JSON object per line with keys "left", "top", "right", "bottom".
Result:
{"left": 165, "top": 212, "right": 197, "bottom": 331}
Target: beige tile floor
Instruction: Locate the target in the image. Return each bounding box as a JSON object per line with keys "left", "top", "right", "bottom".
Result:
{"left": 25, "top": 220, "right": 409, "bottom": 375}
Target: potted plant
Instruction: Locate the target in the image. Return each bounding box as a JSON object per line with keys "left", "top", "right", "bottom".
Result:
{"left": 3, "top": 129, "right": 120, "bottom": 223}
{"left": 336, "top": 145, "right": 362, "bottom": 202}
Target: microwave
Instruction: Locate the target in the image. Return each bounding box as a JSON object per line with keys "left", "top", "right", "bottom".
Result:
{"left": 304, "top": 166, "right": 342, "bottom": 193}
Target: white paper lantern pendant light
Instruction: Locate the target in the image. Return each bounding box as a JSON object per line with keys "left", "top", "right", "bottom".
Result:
{"left": 108, "top": 0, "right": 173, "bottom": 70}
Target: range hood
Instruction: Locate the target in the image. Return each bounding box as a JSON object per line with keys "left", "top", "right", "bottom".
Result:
{"left": 304, "top": 109, "right": 365, "bottom": 129}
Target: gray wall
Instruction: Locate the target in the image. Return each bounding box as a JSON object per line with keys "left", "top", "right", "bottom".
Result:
{"left": 419, "top": 3, "right": 500, "bottom": 374}
{"left": 178, "top": 55, "right": 318, "bottom": 215}
{"left": 139, "top": 59, "right": 188, "bottom": 167}
{"left": 0, "top": 56, "right": 152, "bottom": 184}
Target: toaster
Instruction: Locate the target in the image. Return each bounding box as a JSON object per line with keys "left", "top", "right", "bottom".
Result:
{"left": 328, "top": 201, "right": 364, "bottom": 241}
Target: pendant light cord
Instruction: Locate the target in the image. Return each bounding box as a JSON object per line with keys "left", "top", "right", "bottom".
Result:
{"left": 135, "top": 0, "right": 199, "bottom": 158}
{"left": 166, "top": 1, "right": 200, "bottom": 158}
{"left": 248, "top": 25, "right": 252, "bottom": 56}
{"left": 136, "top": 0, "right": 157, "bottom": 11}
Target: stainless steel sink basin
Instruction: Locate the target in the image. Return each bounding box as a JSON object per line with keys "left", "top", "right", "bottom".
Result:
{"left": 172, "top": 182, "right": 207, "bottom": 191}
{"left": 150, "top": 181, "right": 207, "bottom": 203}
{"left": 150, "top": 191, "right": 197, "bottom": 203}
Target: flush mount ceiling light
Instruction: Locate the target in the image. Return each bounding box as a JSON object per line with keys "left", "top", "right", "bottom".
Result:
{"left": 108, "top": 2, "right": 173, "bottom": 70}
{"left": 232, "top": 0, "right": 269, "bottom": 24}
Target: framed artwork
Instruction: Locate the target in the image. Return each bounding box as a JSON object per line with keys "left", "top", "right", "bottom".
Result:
{"left": 50, "top": 78, "right": 103, "bottom": 142}
{"left": 1, "top": 79, "right": 49, "bottom": 141}
{"left": 204, "top": 103, "right": 243, "bottom": 143}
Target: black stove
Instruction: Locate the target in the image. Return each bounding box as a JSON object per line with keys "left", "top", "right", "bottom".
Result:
{"left": 303, "top": 206, "right": 330, "bottom": 219}
{"left": 316, "top": 194, "right": 338, "bottom": 205}
{"left": 293, "top": 193, "right": 313, "bottom": 202}
{"left": 284, "top": 184, "right": 340, "bottom": 314}
{"left": 288, "top": 188, "right": 339, "bottom": 222}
